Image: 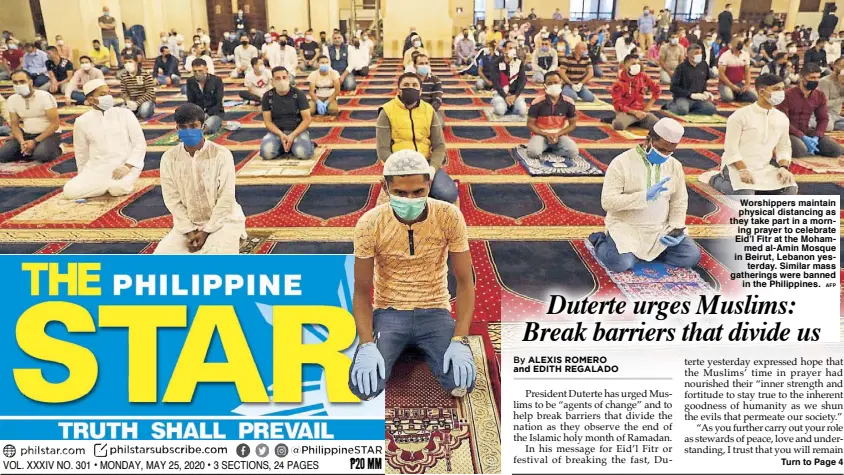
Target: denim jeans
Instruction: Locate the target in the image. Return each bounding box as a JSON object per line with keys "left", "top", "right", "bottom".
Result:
{"left": 204, "top": 115, "right": 223, "bottom": 134}
{"left": 430, "top": 168, "right": 458, "bottom": 203}
{"left": 31, "top": 73, "right": 49, "bottom": 88}
{"left": 709, "top": 167, "right": 798, "bottom": 195}
{"left": 70, "top": 90, "right": 86, "bottom": 105}
{"left": 665, "top": 97, "right": 717, "bottom": 116}
{"left": 156, "top": 74, "right": 181, "bottom": 86}
{"left": 136, "top": 101, "right": 155, "bottom": 120}
{"left": 102, "top": 37, "right": 122, "bottom": 66}
{"left": 718, "top": 83, "right": 758, "bottom": 103}
{"left": 341, "top": 73, "right": 356, "bottom": 91}
{"left": 0, "top": 132, "right": 62, "bottom": 163}
{"left": 260, "top": 130, "right": 314, "bottom": 159}
{"left": 491, "top": 94, "right": 527, "bottom": 116}
{"left": 561, "top": 84, "right": 595, "bottom": 102}
{"left": 347, "top": 307, "right": 472, "bottom": 400}
{"left": 789, "top": 134, "right": 842, "bottom": 158}
{"left": 591, "top": 231, "right": 701, "bottom": 273}
{"left": 527, "top": 135, "right": 579, "bottom": 159}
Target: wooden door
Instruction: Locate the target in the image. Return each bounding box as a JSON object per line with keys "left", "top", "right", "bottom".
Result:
{"left": 206, "top": 0, "right": 234, "bottom": 44}
{"left": 238, "top": 0, "right": 268, "bottom": 33}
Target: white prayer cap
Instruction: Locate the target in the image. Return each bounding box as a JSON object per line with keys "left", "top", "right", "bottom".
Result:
{"left": 383, "top": 150, "right": 435, "bottom": 179}
{"left": 652, "top": 117, "right": 685, "bottom": 144}
{"left": 82, "top": 78, "right": 107, "bottom": 96}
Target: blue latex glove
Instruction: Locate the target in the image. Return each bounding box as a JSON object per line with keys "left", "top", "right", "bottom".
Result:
{"left": 443, "top": 340, "right": 476, "bottom": 389}
{"left": 802, "top": 135, "right": 818, "bottom": 155}
{"left": 646, "top": 177, "right": 671, "bottom": 202}
{"left": 659, "top": 234, "right": 685, "bottom": 247}
{"left": 350, "top": 343, "right": 385, "bottom": 397}
{"left": 316, "top": 100, "right": 328, "bottom": 115}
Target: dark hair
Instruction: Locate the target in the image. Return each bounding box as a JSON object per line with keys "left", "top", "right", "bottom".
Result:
{"left": 397, "top": 71, "right": 421, "bottom": 86}
{"left": 816, "top": 38, "right": 826, "bottom": 45}
{"left": 92, "top": 39, "right": 100, "bottom": 44}
{"left": 79, "top": 55, "right": 92, "bottom": 62}
{"left": 413, "top": 53, "right": 428, "bottom": 65}
{"left": 124, "top": 36, "right": 133, "bottom": 41}
{"left": 174, "top": 103, "right": 206, "bottom": 126}
{"left": 250, "top": 57, "right": 261, "bottom": 66}
{"left": 801, "top": 62, "right": 822, "bottom": 76}
{"left": 160, "top": 45, "right": 169, "bottom": 53}
{"left": 623, "top": 53, "right": 639, "bottom": 63}
{"left": 773, "top": 52, "right": 787, "bottom": 61}
{"left": 191, "top": 58, "right": 207, "bottom": 68}
{"left": 46, "top": 46, "right": 57, "bottom": 53}
{"left": 10, "top": 69, "right": 32, "bottom": 81}
{"left": 755, "top": 72, "right": 783, "bottom": 89}
{"left": 835, "top": 57, "right": 844, "bottom": 67}
{"left": 121, "top": 53, "right": 135, "bottom": 61}
{"left": 271, "top": 66, "right": 289, "bottom": 76}
{"left": 317, "top": 54, "right": 329, "bottom": 62}
{"left": 687, "top": 43, "right": 702, "bottom": 53}
{"left": 544, "top": 70, "right": 561, "bottom": 82}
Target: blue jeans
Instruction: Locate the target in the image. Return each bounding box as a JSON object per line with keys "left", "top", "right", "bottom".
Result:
{"left": 527, "top": 134, "right": 578, "bottom": 159}
{"left": 665, "top": 97, "right": 717, "bottom": 115}
{"left": 430, "top": 168, "right": 458, "bottom": 203}
{"left": 491, "top": 94, "right": 527, "bottom": 116}
{"left": 709, "top": 167, "right": 798, "bottom": 195}
{"left": 102, "top": 37, "right": 122, "bottom": 66}
{"left": 592, "top": 232, "right": 701, "bottom": 272}
{"left": 719, "top": 83, "right": 758, "bottom": 103}
{"left": 95, "top": 65, "right": 110, "bottom": 75}
{"left": 347, "top": 308, "right": 472, "bottom": 400}
{"left": 562, "top": 84, "right": 595, "bottom": 102}
{"left": 592, "top": 63, "right": 603, "bottom": 78}
{"left": 157, "top": 74, "right": 181, "bottom": 86}
{"left": 260, "top": 130, "right": 314, "bottom": 159}
{"left": 136, "top": 101, "right": 155, "bottom": 120}
{"left": 204, "top": 115, "right": 223, "bottom": 134}
{"left": 70, "top": 90, "right": 86, "bottom": 105}
{"left": 341, "top": 73, "right": 356, "bottom": 91}
{"left": 31, "top": 73, "right": 49, "bottom": 87}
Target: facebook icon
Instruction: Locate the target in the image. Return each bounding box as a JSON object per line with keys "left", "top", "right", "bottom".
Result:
{"left": 237, "top": 443, "right": 251, "bottom": 458}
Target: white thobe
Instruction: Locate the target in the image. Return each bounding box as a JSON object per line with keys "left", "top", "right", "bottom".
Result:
{"left": 63, "top": 107, "right": 145, "bottom": 199}
{"left": 602, "top": 147, "right": 689, "bottom": 261}
{"left": 279, "top": 45, "right": 298, "bottom": 75}
{"left": 155, "top": 140, "right": 246, "bottom": 254}
{"left": 721, "top": 103, "right": 792, "bottom": 191}
{"left": 262, "top": 42, "right": 281, "bottom": 68}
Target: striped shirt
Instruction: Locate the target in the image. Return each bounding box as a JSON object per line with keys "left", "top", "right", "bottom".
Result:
{"left": 560, "top": 54, "right": 592, "bottom": 83}
{"left": 120, "top": 71, "right": 156, "bottom": 105}
{"left": 420, "top": 74, "right": 443, "bottom": 111}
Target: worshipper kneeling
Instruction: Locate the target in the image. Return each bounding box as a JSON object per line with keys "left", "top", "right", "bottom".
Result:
{"left": 610, "top": 55, "right": 661, "bottom": 131}
{"left": 185, "top": 58, "right": 225, "bottom": 134}
{"left": 120, "top": 56, "right": 157, "bottom": 119}
{"left": 589, "top": 118, "right": 701, "bottom": 272}
{"left": 718, "top": 38, "right": 759, "bottom": 103}
{"left": 416, "top": 55, "right": 443, "bottom": 111}
{"left": 349, "top": 149, "right": 476, "bottom": 401}
{"left": 328, "top": 33, "right": 356, "bottom": 91}
{"left": 526, "top": 71, "right": 579, "bottom": 160}
{"left": 665, "top": 44, "right": 717, "bottom": 116}
{"left": 706, "top": 73, "right": 796, "bottom": 195}
{"left": 62, "top": 79, "right": 145, "bottom": 200}
{"left": 818, "top": 57, "right": 844, "bottom": 131}
{"left": 779, "top": 63, "right": 843, "bottom": 158}
{"left": 0, "top": 70, "right": 62, "bottom": 163}
{"left": 531, "top": 37, "right": 558, "bottom": 84}
{"left": 155, "top": 104, "right": 246, "bottom": 254}
{"left": 376, "top": 73, "right": 457, "bottom": 203}
{"left": 490, "top": 41, "right": 528, "bottom": 117}
{"left": 307, "top": 56, "right": 341, "bottom": 116}
{"left": 260, "top": 67, "right": 314, "bottom": 160}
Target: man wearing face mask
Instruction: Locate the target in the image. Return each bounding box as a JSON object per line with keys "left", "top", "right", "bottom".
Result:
{"left": 611, "top": 55, "right": 661, "bottom": 131}
{"left": 403, "top": 34, "right": 429, "bottom": 69}
{"left": 531, "top": 38, "right": 558, "bottom": 84}
{"left": 277, "top": 35, "right": 299, "bottom": 81}
{"left": 659, "top": 32, "right": 686, "bottom": 84}
{"left": 121, "top": 36, "right": 144, "bottom": 65}
{"left": 705, "top": 73, "right": 795, "bottom": 196}
{"left": 67, "top": 56, "right": 104, "bottom": 105}
{"left": 300, "top": 30, "right": 320, "bottom": 71}
{"left": 615, "top": 30, "right": 634, "bottom": 66}
{"left": 119, "top": 56, "right": 156, "bottom": 119}
{"left": 415, "top": 55, "right": 442, "bottom": 111}
{"left": 476, "top": 41, "right": 498, "bottom": 91}
{"left": 666, "top": 44, "right": 717, "bottom": 116}
{"left": 2, "top": 39, "right": 24, "bottom": 72}
{"left": 98, "top": 6, "right": 122, "bottom": 68}
{"left": 818, "top": 57, "right": 844, "bottom": 130}
{"left": 261, "top": 33, "right": 279, "bottom": 66}
{"left": 153, "top": 46, "right": 180, "bottom": 87}
{"left": 240, "top": 57, "right": 272, "bottom": 104}
{"left": 219, "top": 32, "right": 236, "bottom": 63}
{"left": 456, "top": 29, "right": 476, "bottom": 66}
{"left": 764, "top": 53, "right": 796, "bottom": 87}
{"left": 349, "top": 37, "right": 371, "bottom": 78}
{"left": 589, "top": 118, "right": 701, "bottom": 272}
{"left": 328, "top": 33, "right": 356, "bottom": 91}
{"left": 376, "top": 73, "right": 456, "bottom": 203}
{"left": 185, "top": 59, "right": 224, "bottom": 135}
{"left": 55, "top": 35, "right": 72, "bottom": 62}
{"left": 638, "top": 6, "right": 656, "bottom": 52}
{"left": 826, "top": 33, "right": 841, "bottom": 63}
{"left": 525, "top": 71, "right": 579, "bottom": 160}
{"left": 260, "top": 67, "right": 314, "bottom": 160}
{"left": 231, "top": 35, "right": 258, "bottom": 79}
{"left": 490, "top": 41, "right": 528, "bottom": 116}
{"left": 778, "top": 63, "right": 843, "bottom": 157}
{"left": 560, "top": 42, "right": 595, "bottom": 103}
{"left": 349, "top": 150, "right": 475, "bottom": 401}
{"left": 184, "top": 45, "right": 215, "bottom": 76}
{"left": 62, "top": 79, "right": 145, "bottom": 200}
{"left": 718, "top": 38, "right": 757, "bottom": 103}
{"left": 805, "top": 39, "right": 829, "bottom": 75}
{"left": 0, "top": 70, "right": 62, "bottom": 164}
{"left": 307, "top": 56, "right": 340, "bottom": 116}
{"left": 234, "top": 9, "right": 247, "bottom": 39}
{"left": 23, "top": 43, "right": 51, "bottom": 90}
{"left": 156, "top": 104, "right": 246, "bottom": 254}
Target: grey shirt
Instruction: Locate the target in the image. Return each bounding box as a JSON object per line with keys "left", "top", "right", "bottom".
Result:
{"left": 819, "top": 74, "right": 844, "bottom": 122}
{"left": 375, "top": 108, "right": 446, "bottom": 168}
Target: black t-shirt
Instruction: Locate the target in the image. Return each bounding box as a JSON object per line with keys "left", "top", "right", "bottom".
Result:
{"left": 46, "top": 58, "right": 73, "bottom": 81}
{"left": 261, "top": 87, "right": 309, "bottom": 131}
{"left": 301, "top": 41, "right": 319, "bottom": 60}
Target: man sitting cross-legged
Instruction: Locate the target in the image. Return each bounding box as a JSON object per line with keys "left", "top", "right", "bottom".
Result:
{"left": 307, "top": 55, "right": 341, "bottom": 116}
{"left": 239, "top": 57, "right": 272, "bottom": 104}
{"left": 610, "top": 54, "right": 661, "bottom": 131}
{"left": 63, "top": 79, "right": 145, "bottom": 200}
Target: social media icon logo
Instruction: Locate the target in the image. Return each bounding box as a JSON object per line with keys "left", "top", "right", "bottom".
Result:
{"left": 93, "top": 443, "right": 108, "bottom": 458}
{"left": 237, "top": 443, "right": 250, "bottom": 458}
{"left": 2, "top": 445, "right": 15, "bottom": 458}
{"left": 256, "top": 444, "right": 269, "bottom": 458}
{"left": 275, "top": 443, "right": 288, "bottom": 458}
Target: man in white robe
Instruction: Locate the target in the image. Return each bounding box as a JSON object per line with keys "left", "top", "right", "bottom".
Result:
{"left": 154, "top": 103, "right": 246, "bottom": 254}
{"left": 588, "top": 118, "right": 702, "bottom": 272}
{"left": 63, "top": 79, "right": 144, "bottom": 199}
{"left": 705, "top": 73, "right": 796, "bottom": 195}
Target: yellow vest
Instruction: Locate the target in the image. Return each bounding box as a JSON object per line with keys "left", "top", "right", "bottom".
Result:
{"left": 381, "top": 96, "right": 434, "bottom": 158}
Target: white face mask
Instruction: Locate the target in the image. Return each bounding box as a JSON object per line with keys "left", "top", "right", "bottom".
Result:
{"left": 306, "top": 35, "right": 313, "bottom": 41}
{"left": 413, "top": 40, "right": 421, "bottom": 48}
{"left": 125, "top": 63, "right": 136, "bottom": 73}
{"left": 95, "top": 95, "right": 114, "bottom": 110}
{"left": 628, "top": 64, "right": 641, "bottom": 76}
{"left": 545, "top": 84, "right": 562, "bottom": 97}
{"left": 81, "top": 62, "right": 92, "bottom": 71}
{"left": 13, "top": 84, "right": 30, "bottom": 96}
{"left": 788, "top": 47, "right": 797, "bottom": 53}
{"left": 768, "top": 90, "right": 785, "bottom": 106}
{"left": 507, "top": 49, "right": 517, "bottom": 58}
{"left": 693, "top": 54, "right": 703, "bottom": 63}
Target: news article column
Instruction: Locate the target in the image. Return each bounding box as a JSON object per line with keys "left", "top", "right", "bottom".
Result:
{"left": 501, "top": 196, "right": 843, "bottom": 475}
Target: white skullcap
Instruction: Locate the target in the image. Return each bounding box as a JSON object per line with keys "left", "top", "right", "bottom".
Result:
{"left": 82, "top": 78, "right": 108, "bottom": 96}
{"left": 652, "top": 117, "right": 685, "bottom": 144}
{"left": 383, "top": 150, "right": 435, "bottom": 178}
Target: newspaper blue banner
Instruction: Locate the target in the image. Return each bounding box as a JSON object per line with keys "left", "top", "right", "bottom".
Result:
{"left": 0, "top": 255, "right": 384, "bottom": 441}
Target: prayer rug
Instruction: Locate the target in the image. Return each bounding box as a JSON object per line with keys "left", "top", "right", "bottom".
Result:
{"left": 385, "top": 335, "right": 500, "bottom": 474}
{"left": 511, "top": 145, "right": 603, "bottom": 176}
{"left": 482, "top": 109, "right": 526, "bottom": 123}
{"left": 150, "top": 129, "right": 226, "bottom": 146}
{"left": 615, "top": 128, "right": 650, "bottom": 140}
{"left": 663, "top": 112, "right": 728, "bottom": 124}
{"left": 584, "top": 240, "right": 716, "bottom": 301}
{"left": 571, "top": 98, "right": 612, "bottom": 110}
{"left": 793, "top": 157, "right": 844, "bottom": 174}
{"left": 236, "top": 148, "right": 326, "bottom": 177}
{"left": 0, "top": 161, "right": 43, "bottom": 175}
{"left": 7, "top": 191, "right": 138, "bottom": 225}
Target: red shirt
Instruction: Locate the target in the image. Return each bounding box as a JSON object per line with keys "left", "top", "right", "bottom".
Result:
{"left": 776, "top": 86, "right": 829, "bottom": 137}
{"left": 610, "top": 70, "right": 662, "bottom": 113}
{"left": 2, "top": 48, "right": 23, "bottom": 70}
{"left": 679, "top": 37, "right": 690, "bottom": 48}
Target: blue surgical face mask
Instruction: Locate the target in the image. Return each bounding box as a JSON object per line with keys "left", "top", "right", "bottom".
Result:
{"left": 416, "top": 65, "right": 430, "bottom": 76}
{"left": 646, "top": 142, "right": 671, "bottom": 165}
{"left": 319, "top": 64, "right": 329, "bottom": 73}
{"left": 178, "top": 128, "right": 203, "bottom": 147}
{"left": 389, "top": 194, "right": 427, "bottom": 221}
